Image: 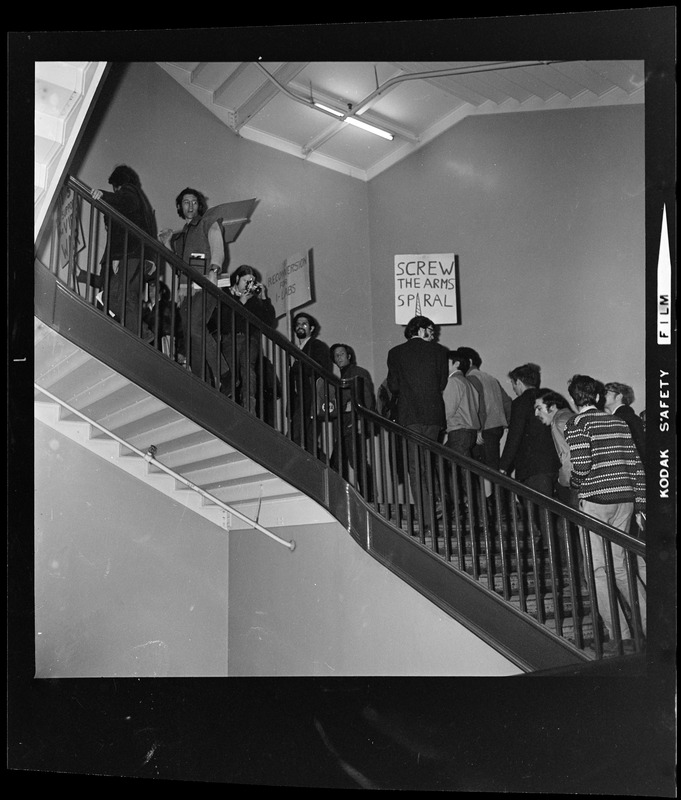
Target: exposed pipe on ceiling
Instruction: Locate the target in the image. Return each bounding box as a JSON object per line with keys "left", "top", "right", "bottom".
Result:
{"left": 254, "top": 60, "right": 563, "bottom": 135}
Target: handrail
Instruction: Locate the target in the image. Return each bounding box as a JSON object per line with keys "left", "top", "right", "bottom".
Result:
{"left": 34, "top": 382, "right": 296, "bottom": 551}
{"left": 356, "top": 402, "right": 646, "bottom": 556}
{"left": 65, "top": 175, "right": 342, "bottom": 385}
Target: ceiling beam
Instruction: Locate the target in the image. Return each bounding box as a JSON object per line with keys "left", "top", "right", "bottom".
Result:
{"left": 234, "top": 62, "right": 309, "bottom": 131}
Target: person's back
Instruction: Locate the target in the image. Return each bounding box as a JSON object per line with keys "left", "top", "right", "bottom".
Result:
{"left": 387, "top": 327, "right": 448, "bottom": 429}
{"left": 564, "top": 374, "right": 646, "bottom": 647}
{"left": 466, "top": 365, "right": 511, "bottom": 430}
{"left": 502, "top": 386, "right": 559, "bottom": 481}
{"left": 387, "top": 316, "right": 449, "bottom": 531}
{"left": 565, "top": 407, "right": 645, "bottom": 507}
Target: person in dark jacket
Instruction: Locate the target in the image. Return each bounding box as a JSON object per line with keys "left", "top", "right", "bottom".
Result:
{"left": 218, "top": 264, "right": 276, "bottom": 413}
{"left": 387, "top": 316, "right": 449, "bottom": 530}
{"left": 88, "top": 165, "right": 158, "bottom": 335}
{"left": 500, "top": 362, "right": 560, "bottom": 548}
{"left": 289, "top": 312, "right": 333, "bottom": 457}
{"left": 329, "top": 343, "right": 376, "bottom": 491}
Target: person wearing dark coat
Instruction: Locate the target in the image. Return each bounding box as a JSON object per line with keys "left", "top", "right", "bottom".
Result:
{"left": 387, "top": 316, "right": 449, "bottom": 530}
{"left": 217, "top": 264, "right": 276, "bottom": 413}
{"left": 500, "top": 363, "right": 560, "bottom": 549}
{"left": 289, "top": 312, "right": 333, "bottom": 457}
{"left": 87, "top": 165, "right": 158, "bottom": 335}
{"left": 329, "top": 343, "right": 376, "bottom": 492}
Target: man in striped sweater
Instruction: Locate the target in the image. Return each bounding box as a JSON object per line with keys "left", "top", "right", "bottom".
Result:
{"left": 565, "top": 375, "right": 646, "bottom": 647}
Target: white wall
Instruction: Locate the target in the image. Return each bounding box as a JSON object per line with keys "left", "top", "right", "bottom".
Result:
{"left": 367, "top": 106, "right": 646, "bottom": 409}
{"left": 35, "top": 420, "right": 519, "bottom": 677}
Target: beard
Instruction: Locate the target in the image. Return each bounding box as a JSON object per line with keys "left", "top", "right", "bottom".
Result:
{"left": 295, "top": 328, "right": 307, "bottom": 340}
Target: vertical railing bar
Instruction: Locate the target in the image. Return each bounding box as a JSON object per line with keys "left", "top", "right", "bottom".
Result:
{"left": 437, "top": 454, "right": 450, "bottom": 560}
{"left": 602, "top": 538, "right": 623, "bottom": 649}
{"left": 119, "top": 227, "right": 129, "bottom": 328}
{"left": 581, "top": 527, "right": 603, "bottom": 655}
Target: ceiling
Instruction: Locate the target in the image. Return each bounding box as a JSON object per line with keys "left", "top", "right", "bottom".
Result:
{"left": 157, "top": 60, "right": 644, "bottom": 182}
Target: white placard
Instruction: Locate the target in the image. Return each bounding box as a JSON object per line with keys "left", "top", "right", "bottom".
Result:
{"left": 266, "top": 250, "right": 313, "bottom": 319}
{"left": 394, "top": 253, "right": 459, "bottom": 325}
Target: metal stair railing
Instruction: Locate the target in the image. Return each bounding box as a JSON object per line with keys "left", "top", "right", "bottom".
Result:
{"left": 35, "top": 174, "right": 647, "bottom": 664}
{"left": 34, "top": 382, "right": 296, "bottom": 551}
{"left": 36, "top": 175, "right": 346, "bottom": 461}
{"left": 347, "top": 400, "right": 647, "bottom": 660}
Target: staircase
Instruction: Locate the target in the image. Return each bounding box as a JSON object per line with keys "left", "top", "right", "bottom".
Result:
{"left": 34, "top": 61, "right": 108, "bottom": 240}
{"left": 34, "top": 318, "right": 334, "bottom": 533}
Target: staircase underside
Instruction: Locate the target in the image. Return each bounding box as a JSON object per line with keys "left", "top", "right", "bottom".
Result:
{"left": 34, "top": 319, "right": 334, "bottom": 532}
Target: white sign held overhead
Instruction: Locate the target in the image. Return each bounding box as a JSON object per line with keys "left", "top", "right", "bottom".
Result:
{"left": 394, "top": 254, "right": 459, "bottom": 325}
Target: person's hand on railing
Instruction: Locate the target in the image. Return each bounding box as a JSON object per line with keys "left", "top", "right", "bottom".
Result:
{"left": 158, "top": 228, "right": 174, "bottom": 247}
{"left": 91, "top": 189, "right": 104, "bottom": 201}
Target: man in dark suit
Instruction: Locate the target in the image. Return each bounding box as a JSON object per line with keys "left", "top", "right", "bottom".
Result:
{"left": 604, "top": 382, "right": 645, "bottom": 461}
{"left": 387, "top": 316, "right": 449, "bottom": 531}
{"left": 500, "top": 363, "right": 560, "bottom": 550}
{"left": 289, "top": 311, "right": 333, "bottom": 457}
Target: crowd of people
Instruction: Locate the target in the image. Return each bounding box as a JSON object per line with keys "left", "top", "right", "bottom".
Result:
{"left": 83, "top": 166, "right": 647, "bottom": 651}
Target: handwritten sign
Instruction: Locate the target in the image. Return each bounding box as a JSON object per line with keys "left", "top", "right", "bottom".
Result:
{"left": 266, "top": 250, "right": 313, "bottom": 319}
{"left": 394, "top": 253, "right": 459, "bottom": 325}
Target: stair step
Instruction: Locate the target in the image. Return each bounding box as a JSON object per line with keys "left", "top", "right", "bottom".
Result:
{"left": 173, "top": 457, "right": 271, "bottom": 487}
{"left": 61, "top": 383, "right": 160, "bottom": 425}
{"left": 150, "top": 438, "right": 238, "bottom": 470}
{"left": 35, "top": 61, "right": 90, "bottom": 93}
{"left": 145, "top": 429, "right": 216, "bottom": 457}
{"left": 208, "top": 476, "right": 299, "bottom": 505}
{"left": 35, "top": 340, "right": 92, "bottom": 389}
{"left": 55, "top": 369, "right": 131, "bottom": 411}
{"left": 96, "top": 407, "right": 189, "bottom": 443}
{"left": 116, "top": 408, "right": 202, "bottom": 453}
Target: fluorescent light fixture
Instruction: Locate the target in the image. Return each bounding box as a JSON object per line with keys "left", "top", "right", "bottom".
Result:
{"left": 313, "top": 100, "right": 394, "bottom": 140}
{"left": 313, "top": 101, "right": 344, "bottom": 117}
{"left": 345, "top": 116, "right": 394, "bottom": 140}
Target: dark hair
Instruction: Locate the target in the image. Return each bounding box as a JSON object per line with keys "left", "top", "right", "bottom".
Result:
{"left": 175, "top": 187, "right": 208, "bottom": 219}
{"left": 604, "top": 382, "right": 635, "bottom": 405}
{"left": 108, "top": 165, "right": 141, "bottom": 188}
{"left": 567, "top": 374, "right": 605, "bottom": 408}
{"left": 292, "top": 312, "right": 318, "bottom": 334}
{"left": 404, "top": 316, "right": 435, "bottom": 339}
{"left": 508, "top": 362, "right": 541, "bottom": 388}
{"left": 448, "top": 349, "right": 471, "bottom": 375}
{"left": 230, "top": 264, "right": 258, "bottom": 286}
{"left": 535, "top": 388, "right": 570, "bottom": 410}
{"left": 457, "top": 346, "right": 481, "bottom": 368}
{"left": 330, "top": 343, "right": 356, "bottom": 365}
